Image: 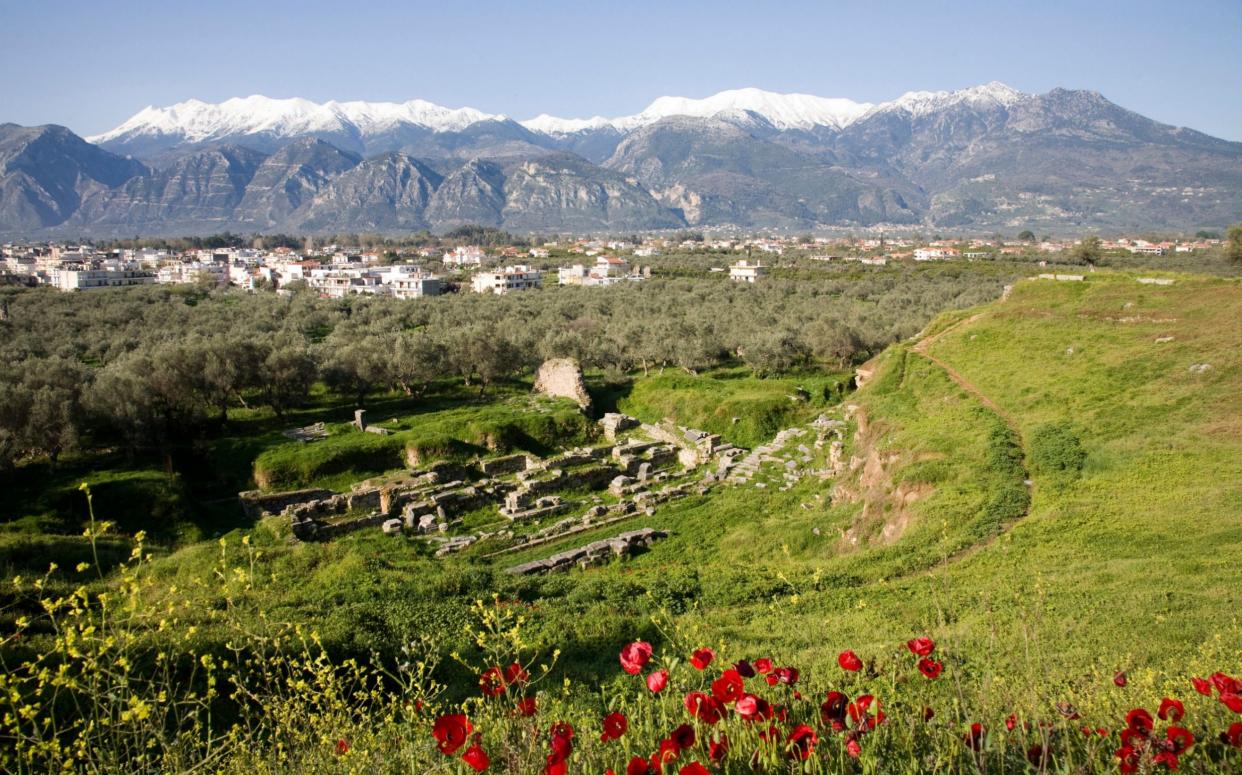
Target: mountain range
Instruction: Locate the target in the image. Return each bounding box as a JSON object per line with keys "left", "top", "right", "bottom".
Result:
{"left": 2, "top": 82, "right": 1240, "bottom": 236}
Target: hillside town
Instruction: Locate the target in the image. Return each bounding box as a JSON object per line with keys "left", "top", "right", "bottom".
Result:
{"left": 0, "top": 232, "right": 1225, "bottom": 295}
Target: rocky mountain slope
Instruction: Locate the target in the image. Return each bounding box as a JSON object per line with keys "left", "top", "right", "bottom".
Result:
{"left": 2, "top": 83, "right": 1240, "bottom": 235}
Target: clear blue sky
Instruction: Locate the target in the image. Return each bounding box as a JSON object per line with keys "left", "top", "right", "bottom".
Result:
{"left": 3, "top": 0, "right": 1240, "bottom": 140}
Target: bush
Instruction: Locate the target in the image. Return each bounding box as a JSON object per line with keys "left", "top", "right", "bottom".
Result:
{"left": 1030, "top": 421, "right": 1087, "bottom": 478}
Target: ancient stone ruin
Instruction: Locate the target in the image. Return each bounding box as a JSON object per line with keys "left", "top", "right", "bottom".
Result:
{"left": 504, "top": 528, "right": 668, "bottom": 575}
{"left": 533, "top": 358, "right": 593, "bottom": 412}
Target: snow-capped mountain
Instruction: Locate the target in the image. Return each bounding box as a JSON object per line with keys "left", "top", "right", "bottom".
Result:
{"left": 89, "top": 83, "right": 1026, "bottom": 154}
{"left": 87, "top": 96, "right": 506, "bottom": 157}
{"left": 89, "top": 95, "right": 501, "bottom": 145}
{"left": 863, "top": 81, "right": 1024, "bottom": 119}
{"left": 11, "top": 81, "right": 1236, "bottom": 236}
{"left": 522, "top": 87, "right": 875, "bottom": 135}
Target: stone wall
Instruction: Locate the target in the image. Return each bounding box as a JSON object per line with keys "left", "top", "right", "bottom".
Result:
{"left": 239, "top": 488, "right": 335, "bottom": 520}
{"left": 533, "top": 358, "right": 593, "bottom": 412}
{"left": 504, "top": 529, "right": 668, "bottom": 575}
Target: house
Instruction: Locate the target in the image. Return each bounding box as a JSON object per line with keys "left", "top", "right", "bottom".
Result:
{"left": 472, "top": 265, "right": 542, "bottom": 295}
{"left": 557, "top": 256, "right": 635, "bottom": 287}
{"left": 914, "top": 247, "right": 959, "bottom": 261}
{"left": 50, "top": 268, "right": 155, "bottom": 292}
{"left": 729, "top": 260, "right": 766, "bottom": 283}
{"left": 442, "top": 246, "right": 486, "bottom": 267}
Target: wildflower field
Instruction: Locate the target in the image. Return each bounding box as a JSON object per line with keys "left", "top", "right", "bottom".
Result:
{"left": 2, "top": 271, "right": 1241, "bottom": 773}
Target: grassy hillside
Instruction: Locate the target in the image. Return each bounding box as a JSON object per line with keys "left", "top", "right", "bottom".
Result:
{"left": 5, "top": 271, "right": 1241, "bottom": 772}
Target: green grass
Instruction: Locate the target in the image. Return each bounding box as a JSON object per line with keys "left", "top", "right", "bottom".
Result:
{"left": 251, "top": 395, "right": 593, "bottom": 491}
{"left": 6, "top": 269, "right": 1242, "bottom": 773}
{"left": 616, "top": 366, "right": 850, "bottom": 448}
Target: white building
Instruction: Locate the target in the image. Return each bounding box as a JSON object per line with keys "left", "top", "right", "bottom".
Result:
{"left": 914, "top": 247, "right": 959, "bottom": 261}
{"left": 558, "top": 255, "right": 635, "bottom": 287}
{"left": 157, "top": 262, "right": 229, "bottom": 286}
{"left": 729, "top": 260, "right": 766, "bottom": 283}
{"left": 50, "top": 268, "right": 155, "bottom": 292}
{"left": 472, "top": 265, "right": 542, "bottom": 295}
{"left": 380, "top": 264, "right": 441, "bottom": 299}
{"left": 443, "top": 246, "right": 486, "bottom": 268}
{"left": 390, "top": 275, "right": 441, "bottom": 300}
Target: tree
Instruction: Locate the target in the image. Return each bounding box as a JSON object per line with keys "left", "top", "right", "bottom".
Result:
{"left": 1070, "top": 236, "right": 1102, "bottom": 267}
{"left": 1017, "top": 230, "right": 1036, "bottom": 242}
{"left": 1226, "top": 223, "right": 1242, "bottom": 264}
{"left": 323, "top": 338, "right": 390, "bottom": 406}
{"left": 391, "top": 332, "right": 445, "bottom": 397}
{"left": 258, "top": 343, "right": 318, "bottom": 418}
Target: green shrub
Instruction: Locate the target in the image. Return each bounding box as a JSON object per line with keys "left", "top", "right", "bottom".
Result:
{"left": 1030, "top": 421, "right": 1087, "bottom": 478}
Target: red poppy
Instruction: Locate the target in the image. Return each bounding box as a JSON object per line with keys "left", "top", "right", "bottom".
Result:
{"left": 1116, "top": 745, "right": 1141, "bottom": 774}
{"left": 679, "top": 764, "right": 709, "bottom": 775}
{"left": 1120, "top": 727, "right": 1146, "bottom": 749}
{"left": 735, "top": 693, "right": 767, "bottom": 721}
{"left": 845, "top": 737, "right": 862, "bottom": 758}
{"left": 1026, "top": 744, "right": 1045, "bottom": 767}
{"left": 963, "top": 723, "right": 985, "bottom": 751}
{"left": 334, "top": 739, "right": 350, "bottom": 755}
{"left": 1165, "top": 726, "right": 1194, "bottom": 755}
{"left": 733, "top": 659, "right": 755, "bottom": 678}
{"left": 515, "top": 696, "right": 538, "bottom": 717}
{"left": 906, "top": 637, "right": 935, "bottom": 656}
{"left": 647, "top": 669, "right": 669, "bottom": 694}
{"left": 1005, "top": 714, "right": 1018, "bottom": 731}
{"left": 550, "top": 721, "right": 575, "bottom": 741}
{"left": 504, "top": 662, "right": 529, "bottom": 685}
{"left": 620, "top": 641, "right": 654, "bottom": 675}
{"left": 690, "top": 648, "right": 715, "bottom": 670}
{"left": 708, "top": 734, "right": 729, "bottom": 762}
{"left": 837, "top": 650, "right": 863, "bottom": 672}
{"left": 1211, "top": 672, "right": 1242, "bottom": 694}
{"left": 1221, "top": 691, "right": 1242, "bottom": 713}
{"left": 601, "top": 712, "right": 628, "bottom": 742}
{"left": 1158, "top": 697, "right": 1185, "bottom": 722}
{"left": 820, "top": 691, "right": 848, "bottom": 729}
{"left": 463, "top": 735, "right": 490, "bottom": 772}
{"left": 548, "top": 722, "right": 574, "bottom": 767}
{"left": 671, "top": 723, "right": 696, "bottom": 750}
{"left": 1192, "top": 676, "right": 1212, "bottom": 696}
{"left": 479, "top": 666, "right": 506, "bottom": 697}
{"left": 543, "top": 756, "right": 567, "bottom": 775}
{"left": 626, "top": 756, "right": 656, "bottom": 775}
{"left": 774, "top": 666, "right": 799, "bottom": 685}
{"left": 685, "top": 691, "right": 723, "bottom": 724}
{"left": 711, "top": 669, "right": 744, "bottom": 704}
{"left": 1114, "top": 670, "right": 1128, "bottom": 687}
{"left": 786, "top": 724, "right": 817, "bottom": 760}
{"left": 917, "top": 658, "right": 943, "bottom": 679}
{"left": 847, "top": 695, "right": 884, "bottom": 732}
{"left": 1223, "top": 722, "right": 1242, "bottom": 748}
{"left": 656, "top": 737, "right": 681, "bottom": 766}
{"left": 1125, "top": 708, "right": 1154, "bottom": 736}
{"left": 754, "top": 658, "right": 773, "bottom": 674}
{"left": 433, "top": 713, "right": 473, "bottom": 755}
{"left": 847, "top": 694, "right": 874, "bottom": 722}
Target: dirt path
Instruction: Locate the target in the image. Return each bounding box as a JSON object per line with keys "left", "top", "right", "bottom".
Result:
{"left": 903, "top": 306, "right": 1034, "bottom": 570}
{"left": 910, "top": 311, "right": 1019, "bottom": 433}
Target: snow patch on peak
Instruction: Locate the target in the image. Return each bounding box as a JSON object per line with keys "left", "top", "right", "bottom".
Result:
{"left": 873, "top": 81, "right": 1025, "bottom": 118}
{"left": 88, "top": 96, "right": 502, "bottom": 145}
{"left": 636, "top": 88, "right": 873, "bottom": 130}
{"left": 520, "top": 114, "right": 618, "bottom": 135}
{"left": 520, "top": 87, "right": 874, "bottom": 135}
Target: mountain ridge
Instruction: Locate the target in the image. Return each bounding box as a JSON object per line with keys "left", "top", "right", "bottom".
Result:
{"left": 3, "top": 82, "right": 1240, "bottom": 235}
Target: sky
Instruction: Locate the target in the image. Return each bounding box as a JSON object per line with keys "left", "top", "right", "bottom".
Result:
{"left": 3, "top": 0, "right": 1241, "bottom": 140}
